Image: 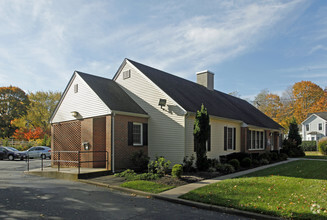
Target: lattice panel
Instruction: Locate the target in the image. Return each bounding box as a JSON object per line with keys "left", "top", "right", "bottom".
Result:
{"left": 53, "top": 121, "right": 81, "bottom": 167}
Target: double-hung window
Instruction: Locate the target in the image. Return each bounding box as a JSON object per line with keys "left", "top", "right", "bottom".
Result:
{"left": 132, "top": 123, "right": 142, "bottom": 146}
{"left": 319, "top": 123, "right": 322, "bottom": 131}
{"left": 128, "top": 122, "right": 148, "bottom": 146}
{"left": 248, "top": 130, "right": 265, "bottom": 150}
{"left": 224, "top": 126, "right": 236, "bottom": 150}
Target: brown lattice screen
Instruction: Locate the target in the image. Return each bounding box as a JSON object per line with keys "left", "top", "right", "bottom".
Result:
{"left": 53, "top": 121, "right": 81, "bottom": 167}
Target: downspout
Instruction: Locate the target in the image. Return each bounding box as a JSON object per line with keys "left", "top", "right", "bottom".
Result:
{"left": 111, "top": 112, "right": 115, "bottom": 173}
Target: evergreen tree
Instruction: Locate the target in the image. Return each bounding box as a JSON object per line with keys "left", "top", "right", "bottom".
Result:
{"left": 194, "top": 104, "right": 210, "bottom": 171}
{"left": 288, "top": 117, "right": 302, "bottom": 146}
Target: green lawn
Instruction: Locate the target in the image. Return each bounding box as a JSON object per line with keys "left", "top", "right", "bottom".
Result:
{"left": 181, "top": 160, "right": 327, "bottom": 219}
{"left": 305, "top": 151, "right": 327, "bottom": 160}
{"left": 120, "top": 180, "right": 174, "bottom": 194}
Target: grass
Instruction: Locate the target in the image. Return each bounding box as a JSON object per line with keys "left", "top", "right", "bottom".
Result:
{"left": 181, "top": 160, "right": 327, "bottom": 219}
{"left": 120, "top": 180, "right": 174, "bottom": 194}
{"left": 305, "top": 151, "right": 327, "bottom": 160}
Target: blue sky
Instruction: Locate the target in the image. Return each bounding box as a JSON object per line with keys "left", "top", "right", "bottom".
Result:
{"left": 0, "top": 0, "right": 326, "bottom": 100}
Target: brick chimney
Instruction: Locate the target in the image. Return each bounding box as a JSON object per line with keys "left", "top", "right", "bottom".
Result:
{"left": 196, "top": 70, "right": 214, "bottom": 91}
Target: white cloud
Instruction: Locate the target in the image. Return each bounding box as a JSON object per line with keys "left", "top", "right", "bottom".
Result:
{"left": 0, "top": 0, "right": 311, "bottom": 92}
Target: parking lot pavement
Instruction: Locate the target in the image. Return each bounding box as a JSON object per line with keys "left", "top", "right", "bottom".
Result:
{"left": 0, "top": 160, "right": 249, "bottom": 220}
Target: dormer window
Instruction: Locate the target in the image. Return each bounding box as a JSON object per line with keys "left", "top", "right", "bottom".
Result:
{"left": 74, "top": 84, "right": 78, "bottom": 93}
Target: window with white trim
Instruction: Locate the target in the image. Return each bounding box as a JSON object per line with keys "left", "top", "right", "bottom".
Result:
{"left": 123, "top": 70, "right": 131, "bottom": 79}
{"left": 224, "top": 126, "right": 236, "bottom": 150}
{"left": 306, "top": 124, "right": 309, "bottom": 131}
{"left": 319, "top": 123, "right": 322, "bottom": 131}
{"left": 249, "top": 130, "right": 265, "bottom": 150}
{"left": 132, "top": 123, "right": 143, "bottom": 146}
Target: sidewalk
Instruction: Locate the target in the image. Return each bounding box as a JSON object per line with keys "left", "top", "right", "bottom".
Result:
{"left": 158, "top": 158, "right": 299, "bottom": 199}
{"left": 80, "top": 158, "right": 301, "bottom": 220}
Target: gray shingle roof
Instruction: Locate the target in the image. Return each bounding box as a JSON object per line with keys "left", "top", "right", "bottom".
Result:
{"left": 308, "top": 112, "right": 327, "bottom": 121}
{"left": 127, "top": 59, "right": 282, "bottom": 130}
{"left": 77, "top": 71, "right": 147, "bottom": 115}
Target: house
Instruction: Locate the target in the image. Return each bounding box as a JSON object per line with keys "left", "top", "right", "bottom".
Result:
{"left": 50, "top": 58, "right": 283, "bottom": 171}
{"left": 300, "top": 112, "right": 327, "bottom": 141}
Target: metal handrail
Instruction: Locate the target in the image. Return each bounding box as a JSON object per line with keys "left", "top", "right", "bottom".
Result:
{"left": 26, "top": 150, "right": 109, "bottom": 174}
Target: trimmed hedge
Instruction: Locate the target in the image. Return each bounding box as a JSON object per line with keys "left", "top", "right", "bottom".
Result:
{"left": 300, "top": 141, "right": 317, "bottom": 151}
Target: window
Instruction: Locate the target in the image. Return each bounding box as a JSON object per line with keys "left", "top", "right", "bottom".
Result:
{"left": 312, "top": 137, "right": 315, "bottom": 141}
{"left": 306, "top": 124, "right": 309, "bottom": 131}
{"left": 74, "top": 84, "right": 78, "bottom": 93}
{"left": 248, "top": 130, "right": 265, "bottom": 150}
{"left": 132, "top": 123, "right": 142, "bottom": 145}
{"left": 123, "top": 70, "right": 131, "bottom": 79}
{"left": 224, "top": 126, "right": 236, "bottom": 150}
{"left": 319, "top": 123, "right": 322, "bottom": 131}
{"left": 128, "top": 122, "right": 148, "bottom": 146}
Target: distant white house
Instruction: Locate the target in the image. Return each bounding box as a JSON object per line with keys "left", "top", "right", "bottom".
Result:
{"left": 300, "top": 112, "right": 327, "bottom": 141}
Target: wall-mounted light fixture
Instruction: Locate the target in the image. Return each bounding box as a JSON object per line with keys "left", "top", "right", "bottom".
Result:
{"left": 158, "top": 99, "right": 167, "bottom": 109}
{"left": 82, "top": 142, "right": 90, "bottom": 150}
{"left": 71, "top": 111, "right": 79, "bottom": 117}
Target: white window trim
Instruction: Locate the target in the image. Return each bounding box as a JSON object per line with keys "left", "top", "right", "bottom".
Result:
{"left": 318, "top": 123, "right": 323, "bottom": 131}
{"left": 248, "top": 130, "right": 265, "bottom": 150}
{"left": 225, "top": 126, "right": 235, "bottom": 150}
{"left": 306, "top": 124, "right": 309, "bottom": 131}
{"left": 133, "top": 122, "right": 143, "bottom": 146}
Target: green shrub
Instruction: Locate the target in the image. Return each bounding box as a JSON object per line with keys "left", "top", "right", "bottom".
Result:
{"left": 134, "top": 173, "right": 160, "bottom": 180}
{"left": 259, "top": 152, "right": 272, "bottom": 162}
{"left": 300, "top": 141, "right": 317, "bottom": 151}
{"left": 183, "top": 155, "right": 195, "bottom": 172}
{"left": 148, "top": 156, "right": 171, "bottom": 176}
{"left": 281, "top": 139, "right": 305, "bottom": 157}
{"left": 114, "top": 169, "right": 136, "bottom": 180}
{"left": 216, "top": 163, "right": 235, "bottom": 174}
{"left": 241, "top": 157, "right": 252, "bottom": 168}
{"left": 252, "top": 159, "right": 260, "bottom": 167}
{"left": 130, "top": 150, "right": 150, "bottom": 172}
{"left": 279, "top": 153, "right": 288, "bottom": 161}
{"left": 260, "top": 159, "right": 270, "bottom": 165}
{"left": 171, "top": 164, "right": 183, "bottom": 178}
{"left": 228, "top": 159, "right": 240, "bottom": 170}
{"left": 208, "top": 158, "right": 220, "bottom": 168}
{"left": 270, "top": 152, "right": 279, "bottom": 161}
{"left": 318, "top": 137, "right": 327, "bottom": 155}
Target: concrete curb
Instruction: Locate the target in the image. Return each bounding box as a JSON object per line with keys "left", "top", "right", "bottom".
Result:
{"left": 78, "top": 179, "right": 281, "bottom": 220}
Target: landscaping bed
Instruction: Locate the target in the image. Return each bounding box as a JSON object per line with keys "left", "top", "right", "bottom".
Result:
{"left": 181, "top": 160, "right": 327, "bottom": 219}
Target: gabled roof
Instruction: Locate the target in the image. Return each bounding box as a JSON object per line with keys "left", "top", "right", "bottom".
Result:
{"left": 76, "top": 71, "right": 147, "bottom": 115}
{"left": 127, "top": 59, "right": 282, "bottom": 130}
{"left": 302, "top": 112, "right": 327, "bottom": 125}
{"left": 307, "top": 112, "right": 327, "bottom": 121}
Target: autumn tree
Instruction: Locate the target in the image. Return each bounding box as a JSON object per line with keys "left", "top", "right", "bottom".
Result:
{"left": 0, "top": 86, "right": 29, "bottom": 138}
{"left": 194, "top": 104, "right": 210, "bottom": 171}
{"left": 12, "top": 91, "right": 61, "bottom": 133}
{"left": 291, "top": 81, "right": 324, "bottom": 124}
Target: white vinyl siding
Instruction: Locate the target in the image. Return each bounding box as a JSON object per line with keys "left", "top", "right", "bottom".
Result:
{"left": 115, "top": 61, "right": 186, "bottom": 165}
{"left": 51, "top": 74, "right": 111, "bottom": 123}
{"left": 302, "top": 115, "right": 327, "bottom": 141}
{"left": 185, "top": 116, "right": 241, "bottom": 160}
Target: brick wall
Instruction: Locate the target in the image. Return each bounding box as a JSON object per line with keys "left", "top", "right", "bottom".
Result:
{"left": 93, "top": 117, "right": 106, "bottom": 168}
{"left": 51, "top": 114, "right": 148, "bottom": 170}
{"left": 113, "top": 114, "right": 148, "bottom": 170}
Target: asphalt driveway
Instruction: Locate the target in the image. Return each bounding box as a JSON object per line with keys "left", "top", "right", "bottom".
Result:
{"left": 0, "top": 160, "right": 249, "bottom": 220}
